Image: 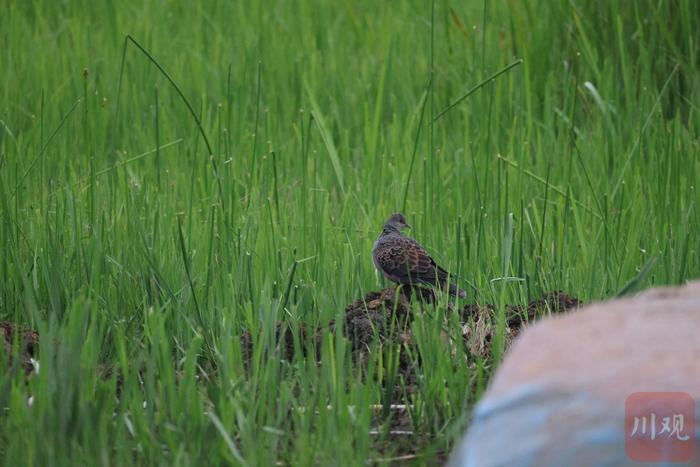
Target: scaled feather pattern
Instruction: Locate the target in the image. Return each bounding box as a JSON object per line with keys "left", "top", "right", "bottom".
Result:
{"left": 372, "top": 213, "right": 467, "bottom": 298}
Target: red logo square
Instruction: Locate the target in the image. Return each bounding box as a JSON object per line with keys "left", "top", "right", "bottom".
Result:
{"left": 625, "top": 392, "right": 695, "bottom": 462}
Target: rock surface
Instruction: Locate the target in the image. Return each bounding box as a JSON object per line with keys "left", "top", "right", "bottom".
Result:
{"left": 450, "top": 281, "right": 700, "bottom": 467}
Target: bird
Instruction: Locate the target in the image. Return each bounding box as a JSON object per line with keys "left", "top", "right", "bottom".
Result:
{"left": 372, "top": 213, "right": 467, "bottom": 298}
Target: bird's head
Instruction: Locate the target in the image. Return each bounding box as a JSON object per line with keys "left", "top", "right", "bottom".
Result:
{"left": 384, "top": 212, "right": 411, "bottom": 231}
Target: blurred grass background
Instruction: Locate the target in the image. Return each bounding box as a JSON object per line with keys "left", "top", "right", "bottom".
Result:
{"left": 1, "top": 0, "right": 698, "bottom": 464}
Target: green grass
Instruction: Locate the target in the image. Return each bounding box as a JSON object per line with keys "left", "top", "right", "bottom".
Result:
{"left": 1, "top": 0, "right": 699, "bottom": 464}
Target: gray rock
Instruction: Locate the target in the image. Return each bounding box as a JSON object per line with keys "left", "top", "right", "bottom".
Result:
{"left": 450, "top": 281, "right": 700, "bottom": 467}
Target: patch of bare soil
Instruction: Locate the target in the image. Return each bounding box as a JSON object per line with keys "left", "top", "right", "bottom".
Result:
{"left": 237, "top": 286, "right": 580, "bottom": 400}
{"left": 2, "top": 288, "right": 580, "bottom": 387}
{"left": 341, "top": 286, "right": 434, "bottom": 353}
{"left": 462, "top": 290, "right": 581, "bottom": 358}
{"left": 341, "top": 286, "right": 580, "bottom": 362}
{"left": 1, "top": 321, "right": 39, "bottom": 375}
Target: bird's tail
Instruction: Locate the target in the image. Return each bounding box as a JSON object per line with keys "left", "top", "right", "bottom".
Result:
{"left": 448, "top": 283, "right": 467, "bottom": 299}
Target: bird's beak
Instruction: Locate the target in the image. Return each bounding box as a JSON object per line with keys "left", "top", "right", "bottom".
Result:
{"left": 404, "top": 222, "right": 412, "bottom": 229}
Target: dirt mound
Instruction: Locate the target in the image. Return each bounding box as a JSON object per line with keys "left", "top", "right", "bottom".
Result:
{"left": 342, "top": 287, "right": 416, "bottom": 352}
{"left": 329, "top": 286, "right": 579, "bottom": 398}
{"left": 238, "top": 287, "right": 580, "bottom": 372}
{"left": 1, "top": 321, "right": 39, "bottom": 375}
{"left": 1, "top": 289, "right": 580, "bottom": 387}
{"left": 461, "top": 291, "right": 581, "bottom": 358}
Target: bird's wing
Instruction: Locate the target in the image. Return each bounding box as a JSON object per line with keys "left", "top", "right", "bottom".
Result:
{"left": 376, "top": 235, "right": 446, "bottom": 285}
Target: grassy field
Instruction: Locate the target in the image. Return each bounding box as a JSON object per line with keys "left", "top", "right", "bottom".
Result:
{"left": 1, "top": 0, "right": 698, "bottom": 464}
